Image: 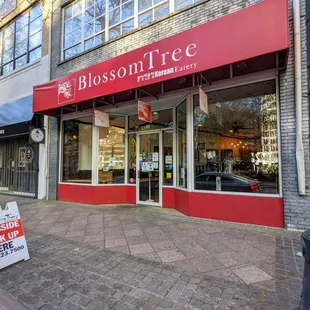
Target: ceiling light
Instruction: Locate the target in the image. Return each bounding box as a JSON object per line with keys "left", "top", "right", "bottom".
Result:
{"left": 229, "top": 130, "right": 233, "bottom": 133}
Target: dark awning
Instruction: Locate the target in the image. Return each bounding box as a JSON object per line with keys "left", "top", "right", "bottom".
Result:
{"left": 0, "top": 95, "right": 33, "bottom": 127}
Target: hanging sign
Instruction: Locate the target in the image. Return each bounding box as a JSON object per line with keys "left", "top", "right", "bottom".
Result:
{"left": 138, "top": 101, "right": 152, "bottom": 123}
{"left": 199, "top": 87, "right": 209, "bottom": 115}
{"left": 94, "top": 110, "right": 109, "bottom": 127}
{"left": 130, "top": 138, "right": 136, "bottom": 158}
{"left": 0, "top": 201, "right": 30, "bottom": 270}
{"left": 30, "top": 128, "right": 45, "bottom": 144}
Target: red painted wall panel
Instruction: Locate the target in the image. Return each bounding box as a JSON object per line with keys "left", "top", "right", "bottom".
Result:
{"left": 173, "top": 191, "right": 284, "bottom": 228}
{"left": 58, "top": 184, "right": 136, "bottom": 205}
{"left": 174, "top": 189, "right": 190, "bottom": 215}
{"left": 162, "top": 187, "right": 175, "bottom": 208}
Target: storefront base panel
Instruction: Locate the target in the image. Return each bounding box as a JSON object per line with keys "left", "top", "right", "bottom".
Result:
{"left": 169, "top": 189, "right": 284, "bottom": 228}
{"left": 58, "top": 184, "right": 136, "bottom": 205}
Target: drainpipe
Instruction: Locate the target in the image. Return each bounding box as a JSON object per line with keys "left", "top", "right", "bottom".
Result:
{"left": 293, "top": 0, "right": 306, "bottom": 195}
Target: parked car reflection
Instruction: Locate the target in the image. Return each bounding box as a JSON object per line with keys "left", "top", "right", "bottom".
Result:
{"left": 195, "top": 172, "right": 261, "bottom": 192}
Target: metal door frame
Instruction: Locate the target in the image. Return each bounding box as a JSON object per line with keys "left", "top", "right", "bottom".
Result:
{"left": 136, "top": 130, "right": 162, "bottom": 207}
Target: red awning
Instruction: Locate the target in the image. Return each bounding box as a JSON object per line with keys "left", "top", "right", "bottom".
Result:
{"left": 33, "top": 0, "right": 289, "bottom": 115}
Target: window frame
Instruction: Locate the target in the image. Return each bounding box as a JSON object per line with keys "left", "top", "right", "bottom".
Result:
{"left": 0, "top": 2, "right": 43, "bottom": 76}
{"left": 61, "top": 0, "right": 198, "bottom": 60}
{"left": 191, "top": 76, "right": 282, "bottom": 197}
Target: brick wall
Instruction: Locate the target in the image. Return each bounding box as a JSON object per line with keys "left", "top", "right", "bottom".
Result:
{"left": 279, "top": 0, "right": 310, "bottom": 230}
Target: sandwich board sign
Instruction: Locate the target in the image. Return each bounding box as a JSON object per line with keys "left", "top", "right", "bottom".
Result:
{"left": 0, "top": 201, "right": 30, "bottom": 269}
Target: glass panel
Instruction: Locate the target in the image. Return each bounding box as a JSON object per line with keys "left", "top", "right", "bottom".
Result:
{"left": 3, "top": 62, "right": 13, "bottom": 74}
{"left": 62, "top": 116, "right": 93, "bottom": 183}
{"left": 29, "top": 30, "right": 42, "bottom": 49}
{"left": 95, "top": 15, "right": 105, "bottom": 32}
{"left": 64, "top": 19, "right": 73, "bottom": 35}
{"left": 193, "top": 80, "right": 279, "bottom": 194}
{"left": 95, "top": 32, "right": 105, "bottom": 45}
{"left": 154, "top": 2, "right": 169, "bottom": 20}
{"left": 109, "top": 25, "right": 120, "bottom": 39}
{"left": 3, "top": 48, "right": 13, "bottom": 63}
{"left": 64, "top": 30, "right": 81, "bottom": 48}
{"left": 98, "top": 116, "right": 125, "bottom": 184}
{"left": 64, "top": 5, "right": 73, "bottom": 21}
{"left": 86, "top": 0, "right": 95, "bottom": 8}
{"left": 29, "top": 46, "right": 42, "bottom": 61}
{"left": 121, "top": 0, "right": 134, "bottom": 20}
{"left": 129, "top": 109, "right": 173, "bottom": 132}
{"left": 163, "top": 130, "right": 173, "bottom": 186}
{"left": 138, "top": 0, "right": 152, "bottom": 12}
{"left": 138, "top": 10, "right": 152, "bottom": 26}
{"left": 73, "top": 14, "right": 82, "bottom": 30}
{"left": 109, "top": 0, "right": 120, "bottom": 10}
{"left": 0, "top": 31, "right": 3, "bottom": 65}
{"left": 109, "top": 7, "right": 120, "bottom": 26}
{"left": 64, "top": 44, "right": 82, "bottom": 59}
{"left": 16, "top": 13, "right": 29, "bottom": 31}
{"left": 85, "top": 37, "right": 95, "bottom": 50}
{"left": 73, "top": 0, "right": 83, "bottom": 15}
{"left": 175, "top": 0, "right": 191, "bottom": 10}
{"left": 139, "top": 133, "right": 160, "bottom": 203}
{"left": 30, "top": 4, "right": 43, "bottom": 22}
{"left": 15, "top": 26, "right": 28, "bottom": 42}
{"left": 15, "top": 39, "right": 28, "bottom": 58}
{"left": 85, "top": 6, "right": 95, "bottom": 23}
{"left": 122, "top": 18, "right": 134, "bottom": 33}
{"left": 30, "top": 17, "right": 42, "bottom": 36}
{"left": 84, "top": 21, "right": 95, "bottom": 38}
{"left": 95, "top": 0, "right": 106, "bottom": 17}
{"left": 177, "top": 100, "right": 187, "bottom": 188}
{"left": 15, "top": 55, "right": 27, "bottom": 69}
{"left": 128, "top": 134, "right": 136, "bottom": 184}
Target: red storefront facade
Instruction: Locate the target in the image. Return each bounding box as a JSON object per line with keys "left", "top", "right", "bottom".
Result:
{"left": 34, "top": 0, "right": 290, "bottom": 228}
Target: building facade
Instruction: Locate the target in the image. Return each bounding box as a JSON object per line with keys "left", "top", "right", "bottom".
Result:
{"left": 33, "top": 0, "right": 310, "bottom": 230}
{"left": 0, "top": 0, "right": 50, "bottom": 198}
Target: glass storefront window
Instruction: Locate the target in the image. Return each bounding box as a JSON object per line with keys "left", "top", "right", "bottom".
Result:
{"left": 128, "top": 109, "right": 173, "bottom": 132}
{"left": 176, "top": 100, "right": 187, "bottom": 188}
{"left": 193, "top": 80, "right": 279, "bottom": 194}
{"left": 128, "top": 133, "right": 136, "bottom": 183}
{"left": 62, "top": 116, "right": 93, "bottom": 183}
{"left": 98, "top": 115, "right": 125, "bottom": 183}
{"left": 163, "top": 130, "right": 173, "bottom": 185}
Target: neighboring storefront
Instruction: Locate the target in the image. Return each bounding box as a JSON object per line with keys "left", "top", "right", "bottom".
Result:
{"left": 0, "top": 97, "right": 42, "bottom": 197}
{"left": 33, "top": 0, "right": 294, "bottom": 228}
{"left": 0, "top": 0, "right": 50, "bottom": 199}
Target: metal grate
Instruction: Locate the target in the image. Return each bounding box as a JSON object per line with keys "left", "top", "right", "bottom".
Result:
{"left": 0, "top": 137, "right": 39, "bottom": 198}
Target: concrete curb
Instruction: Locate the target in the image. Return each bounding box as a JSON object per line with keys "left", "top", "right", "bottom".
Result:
{"left": 0, "top": 290, "right": 25, "bottom": 310}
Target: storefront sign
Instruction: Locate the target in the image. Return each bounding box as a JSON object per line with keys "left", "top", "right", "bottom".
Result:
{"left": 94, "top": 110, "right": 109, "bottom": 127}
{"left": 30, "top": 128, "right": 45, "bottom": 143}
{"left": 25, "top": 147, "right": 33, "bottom": 164}
{"left": 0, "top": 201, "right": 30, "bottom": 270}
{"left": 165, "top": 155, "right": 172, "bottom": 164}
{"left": 130, "top": 138, "right": 136, "bottom": 158}
{"left": 138, "top": 101, "right": 152, "bottom": 123}
{"left": 199, "top": 87, "right": 209, "bottom": 115}
{"left": 152, "top": 152, "right": 158, "bottom": 162}
{"left": 0, "top": 0, "right": 16, "bottom": 19}
{"left": 33, "top": 0, "right": 289, "bottom": 114}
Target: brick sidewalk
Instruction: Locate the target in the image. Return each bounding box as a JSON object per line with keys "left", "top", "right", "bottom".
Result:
{"left": 0, "top": 232, "right": 302, "bottom": 309}
{"left": 0, "top": 196, "right": 305, "bottom": 309}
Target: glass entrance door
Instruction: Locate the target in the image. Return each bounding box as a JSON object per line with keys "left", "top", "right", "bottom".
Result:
{"left": 137, "top": 132, "right": 161, "bottom": 206}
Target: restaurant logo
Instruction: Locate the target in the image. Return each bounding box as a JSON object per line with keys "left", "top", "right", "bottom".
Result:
{"left": 58, "top": 79, "right": 76, "bottom": 104}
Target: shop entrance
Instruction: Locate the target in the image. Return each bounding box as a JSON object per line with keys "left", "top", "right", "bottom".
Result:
{"left": 137, "top": 131, "right": 162, "bottom": 206}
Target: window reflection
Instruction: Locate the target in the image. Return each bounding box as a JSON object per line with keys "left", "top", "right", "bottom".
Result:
{"left": 193, "top": 80, "right": 279, "bottom": 194}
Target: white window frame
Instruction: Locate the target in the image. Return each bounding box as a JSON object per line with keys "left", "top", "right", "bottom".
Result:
{"left": 61, "top": 0, "right": 199, "bottom": 60}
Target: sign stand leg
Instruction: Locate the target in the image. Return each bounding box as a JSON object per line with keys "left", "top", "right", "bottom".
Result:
{"left": 146, "top": 171, "right": 154, "bottom": 202}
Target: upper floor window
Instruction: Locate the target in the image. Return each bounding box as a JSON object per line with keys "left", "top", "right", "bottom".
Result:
{"left": 0, "top": 3, "right": 43, "bottom": 76}
{"left": 62, "top": 0, "right": 199, "bottom": 59}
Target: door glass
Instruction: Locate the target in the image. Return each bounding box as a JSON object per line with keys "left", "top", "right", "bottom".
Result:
{"left": 139, "top": 133, "right": 160, "bottom": 203}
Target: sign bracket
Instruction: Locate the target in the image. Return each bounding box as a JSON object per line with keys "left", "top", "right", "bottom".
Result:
{"left": 137, "top": 88, "right": 159, "bottom": 100}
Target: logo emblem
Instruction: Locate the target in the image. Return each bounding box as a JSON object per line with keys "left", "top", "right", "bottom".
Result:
{"left": 58, "top": 79, "right": 76, "bottom": 105}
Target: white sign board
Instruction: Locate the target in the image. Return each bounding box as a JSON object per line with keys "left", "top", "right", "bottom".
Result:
{"left": 142, "top": 162, "right": 154, "bottom": 172}
{"left": 94, "top": 110, "right": 109, "bottom": 127}
{"left": 0, "top": 202, "right": 30, "bottom": 270}
{"left": 199, "top": 87, "right": 209, "bottom": 115}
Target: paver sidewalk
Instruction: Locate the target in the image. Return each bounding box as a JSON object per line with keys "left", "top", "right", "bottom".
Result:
{"left": 0, "top": 195, "right": 305, "bottom": 309}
